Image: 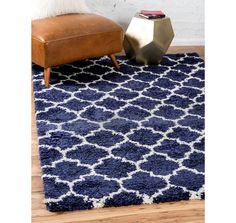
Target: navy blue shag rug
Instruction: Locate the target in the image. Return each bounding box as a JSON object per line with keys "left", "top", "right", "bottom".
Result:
{"left": 32, "top": 53, "right": 205, "bottom": 212}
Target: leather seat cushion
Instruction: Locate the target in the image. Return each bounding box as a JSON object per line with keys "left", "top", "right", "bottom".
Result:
{"left": 32, "top": 13, "right": 123, "bottom": 67}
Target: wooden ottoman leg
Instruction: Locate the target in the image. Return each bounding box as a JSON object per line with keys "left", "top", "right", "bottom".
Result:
{"left": 109, "top": 54, "right": 120, "bottom": 70}
{"left": 44, "top": 67, "right": 51, "bottom": 88}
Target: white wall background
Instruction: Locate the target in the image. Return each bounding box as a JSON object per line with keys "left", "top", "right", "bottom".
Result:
{"left": 87, "top": 0, "right": 204, "bottom": 46}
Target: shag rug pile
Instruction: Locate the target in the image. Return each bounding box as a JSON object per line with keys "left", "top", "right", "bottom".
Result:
{"left": 32, "top": 53, "right": 205, "bottom": 212}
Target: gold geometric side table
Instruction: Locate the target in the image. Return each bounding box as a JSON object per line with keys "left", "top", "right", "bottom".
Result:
{"left": 123, "top": 13, "right": 174, "bottom": 65}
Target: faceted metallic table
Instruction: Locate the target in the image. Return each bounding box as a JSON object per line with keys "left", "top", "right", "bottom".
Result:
{"left": 124, "top": 13, "right": 174, "bottom": 65}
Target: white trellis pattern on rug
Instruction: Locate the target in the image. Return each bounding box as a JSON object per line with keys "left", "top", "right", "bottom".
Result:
{"left": 32, "top": 53, "right": 205, "bottom": 211}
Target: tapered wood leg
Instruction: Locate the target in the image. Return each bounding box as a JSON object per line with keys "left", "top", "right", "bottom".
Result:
{"left": 109, "top": 54, "right": 120, "bottom": 70}
{"left": 44, "top": 67, "right": 51, "bottom": 88}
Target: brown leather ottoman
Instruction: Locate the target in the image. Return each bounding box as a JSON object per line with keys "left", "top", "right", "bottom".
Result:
{"left": 32, "top": 13, "right": 123, "bottom": 87}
